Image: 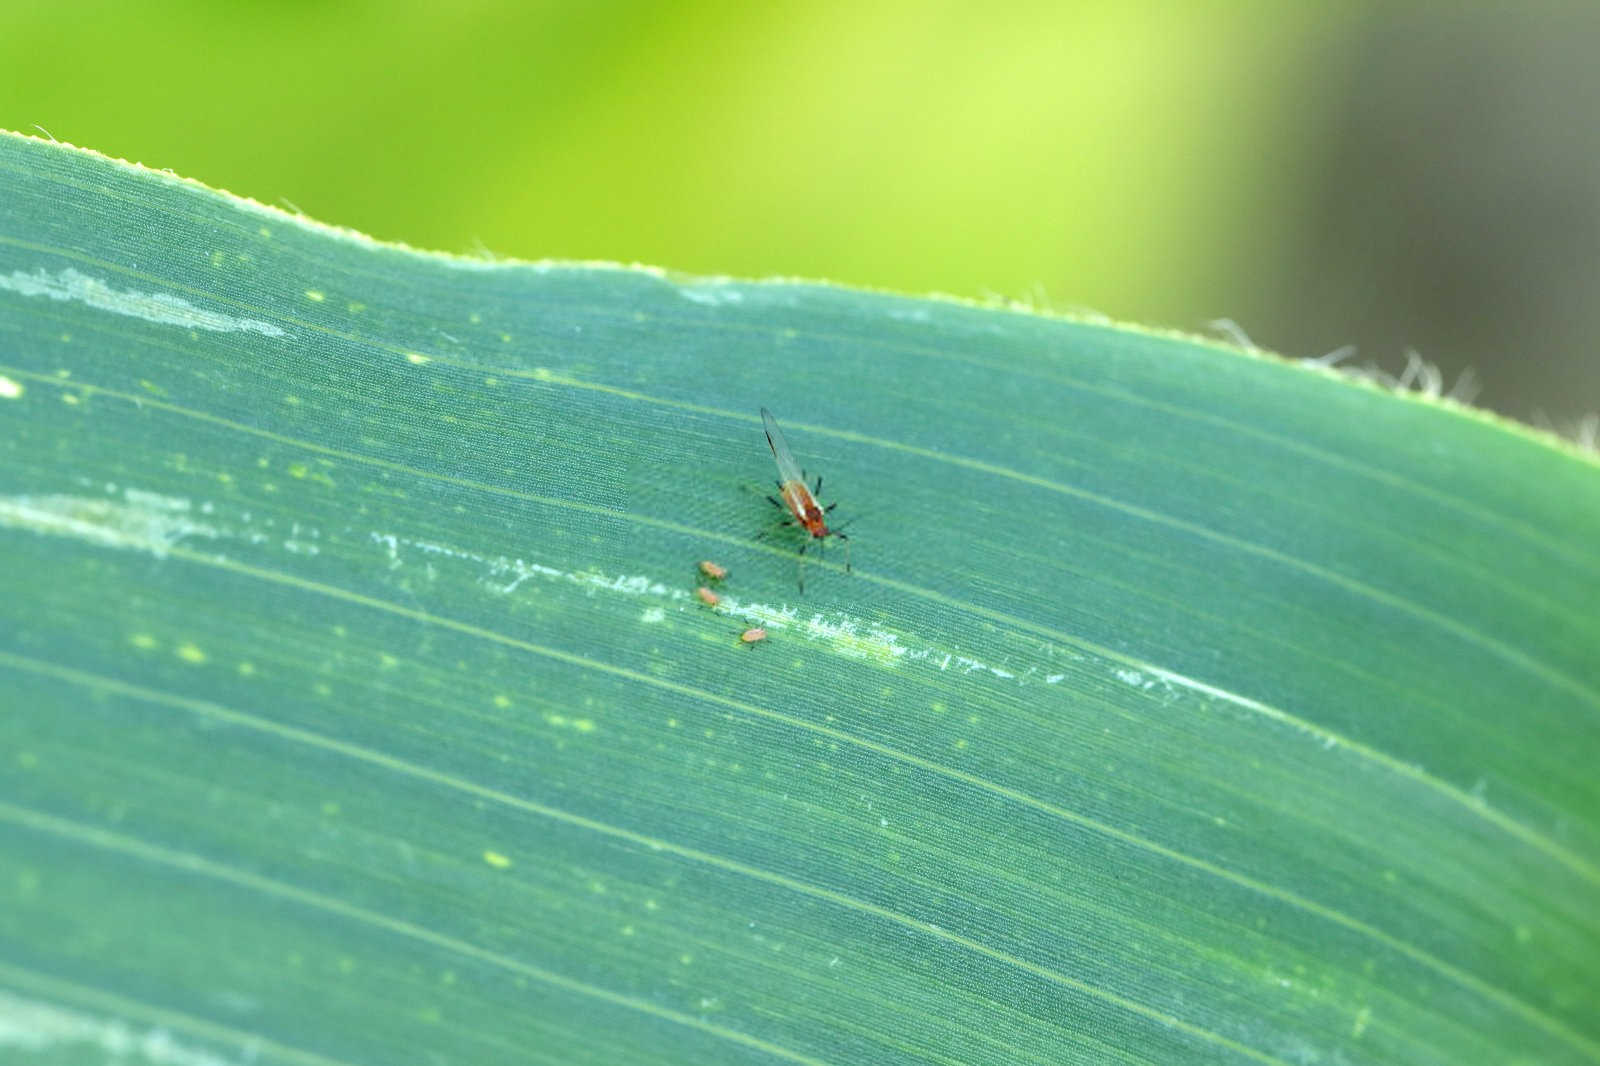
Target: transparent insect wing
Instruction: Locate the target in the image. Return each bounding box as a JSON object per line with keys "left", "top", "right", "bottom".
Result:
{"left": 761, "top": 407, "right": 809, "bottom": 489}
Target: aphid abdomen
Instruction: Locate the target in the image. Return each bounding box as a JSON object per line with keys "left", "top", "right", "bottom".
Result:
{"left": 779, "top": 481, "right": 813, "bottom": 525}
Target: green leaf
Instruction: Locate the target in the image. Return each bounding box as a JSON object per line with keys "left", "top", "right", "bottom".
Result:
{"left": 1, "top": 130, "right": 1596, "bottom": 1065}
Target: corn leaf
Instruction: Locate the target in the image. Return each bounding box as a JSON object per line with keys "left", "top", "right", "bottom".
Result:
{"left": 2, "top": 131, "right": 1597, "bottom": 1065}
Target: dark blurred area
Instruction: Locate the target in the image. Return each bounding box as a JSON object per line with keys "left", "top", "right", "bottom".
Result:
{"left": 1253, "top": 5, "right": 1600, "bottom": 434}
{"left": 2, "top": 3, "right": 1595, "bottom": 432}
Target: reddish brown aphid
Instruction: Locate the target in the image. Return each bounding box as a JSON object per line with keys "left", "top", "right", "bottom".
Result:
{"left": 761, "top": 407, "right": 850, "bottom": 590}
{"left": 695, "top": 585, "right": 720, "bottom": 607}
{"left": 739, "top": 627, "right": 768, "bottom": 645}
{"left": 698, "top": 560, "right": 728, "bottom": 581}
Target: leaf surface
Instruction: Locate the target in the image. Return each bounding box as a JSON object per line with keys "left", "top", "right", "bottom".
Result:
{"left": 2, "top": 132, "right": 1597, "bottom": 1065}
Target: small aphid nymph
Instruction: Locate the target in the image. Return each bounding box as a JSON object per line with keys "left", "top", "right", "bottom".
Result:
{"left": 760, "top": 407, "right": 850, "bottom": 590}
{"left": 739, "top": 627, "right": 768, "bottom": 645}
{"left": 695, "top": 585, "right": 721, "bottom": 607}
{"left": 698, "top": 560, "right": 728, "bottom": 581}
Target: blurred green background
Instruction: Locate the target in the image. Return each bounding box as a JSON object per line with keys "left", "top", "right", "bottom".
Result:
{"left": 4, "top": 1, "right": 1597, "bottom": 429}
